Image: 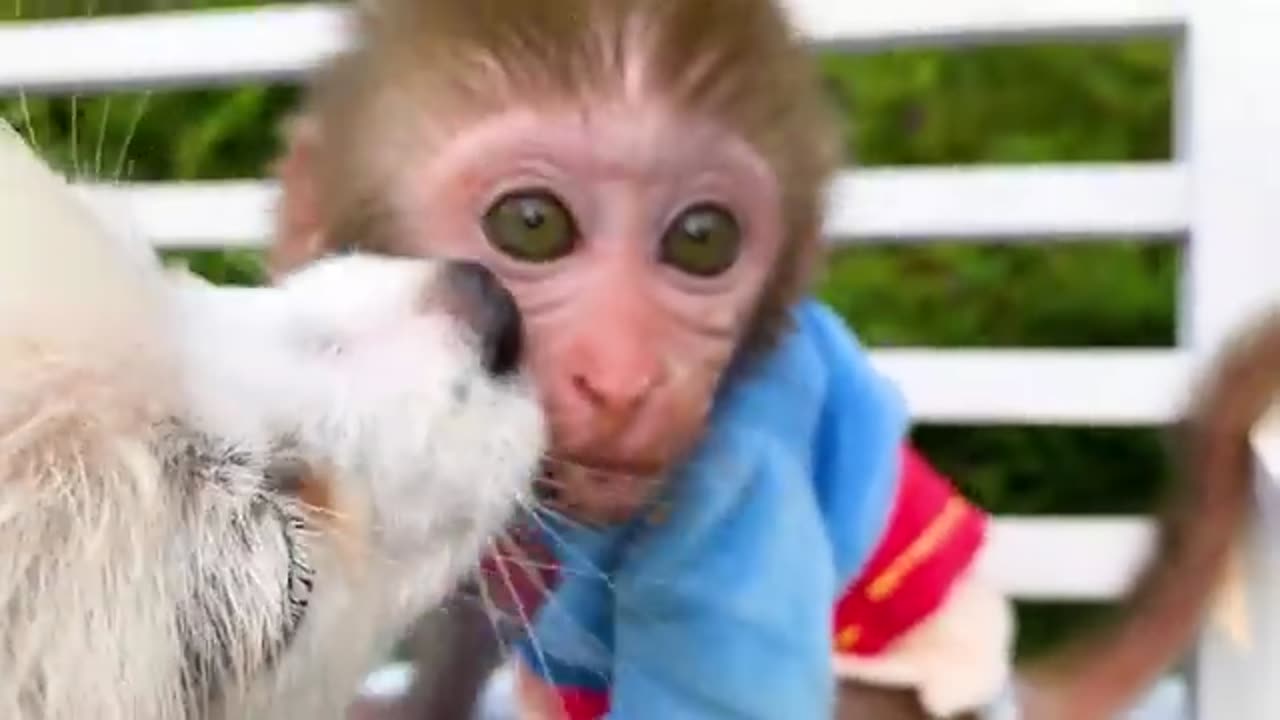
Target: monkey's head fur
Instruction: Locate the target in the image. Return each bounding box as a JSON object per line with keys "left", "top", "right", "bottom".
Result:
{"left": 295, "top": 0, "right": 840, "bottom": 350}
{"left": 0, "top": 120, "right": 545, "bottom": 719}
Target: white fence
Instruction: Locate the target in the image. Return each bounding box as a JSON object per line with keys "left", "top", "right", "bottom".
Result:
{"left": 3, "top": 0, "right": 1280, "bottom": 715}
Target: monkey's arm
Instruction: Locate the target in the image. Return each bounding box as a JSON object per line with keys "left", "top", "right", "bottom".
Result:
{"left": 799, "top": 305, "right": 1014, "bottom": 719}
{"left": 831, "top": 447, "right": 1013, "bottom": 718}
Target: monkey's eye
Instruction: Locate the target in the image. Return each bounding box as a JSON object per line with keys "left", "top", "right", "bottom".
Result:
{"left": 482, "top": 190, "right": 578, "bottom": 263}
{"left": 659, "top": 204, "right": 741, "bottom": 278}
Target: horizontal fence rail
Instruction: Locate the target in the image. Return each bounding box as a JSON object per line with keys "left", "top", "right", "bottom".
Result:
{"left": 0, "top": 0, "right": 1188, "bottom": 94}
{"left": 794, "top": 0, "right": 1187, "bottom": 50}
{"left": 0, "top": 5, "right": 346, "bottom": 94}
{"left": 827, "top": 163, "right": 1187, "bottom": 242}
{"left": 982, "top": 517, "right": 1151, "bottom": 600}
{"left": 79, "top": 163, "right": 1188, "bottom": 249}
{"left": 875, "top": 349, "right": 1188, "bottom": 425}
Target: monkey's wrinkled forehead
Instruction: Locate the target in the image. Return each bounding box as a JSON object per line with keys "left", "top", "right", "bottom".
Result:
{"left": 311, "top": 0, "right": 839, "bottom": 248}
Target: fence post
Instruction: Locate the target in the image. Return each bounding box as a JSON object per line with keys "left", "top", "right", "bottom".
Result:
{"left": 1177, "top": 1, "right": 1280, "bottom": 717}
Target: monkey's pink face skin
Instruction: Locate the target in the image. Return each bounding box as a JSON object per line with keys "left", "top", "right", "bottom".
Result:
{"left": 398, "top": 105, "right": 784, "bottom": 522}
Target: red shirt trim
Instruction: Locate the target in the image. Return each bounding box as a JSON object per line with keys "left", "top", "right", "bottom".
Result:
{"left": 831, "top": 445, "right": 987, "bottom": 656}
{"left": 556, "top": 687, "right": 611, "bottom": 719}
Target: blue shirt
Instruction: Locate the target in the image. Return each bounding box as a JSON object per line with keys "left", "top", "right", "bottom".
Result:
{"left": 514, "top": 299, "right": 909, "bottom": 719}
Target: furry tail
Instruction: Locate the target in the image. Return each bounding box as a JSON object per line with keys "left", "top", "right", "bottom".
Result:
{"left": 1017, "top": 310, "right": 1280, "bottom": 719}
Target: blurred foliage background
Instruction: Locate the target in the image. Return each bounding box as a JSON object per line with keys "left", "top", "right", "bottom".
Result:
{"left": 2, "top": 0, "right": 1178, "bottom": 658}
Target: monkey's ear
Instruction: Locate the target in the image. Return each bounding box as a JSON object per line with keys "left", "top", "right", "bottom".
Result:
{"left": 269, "top": 114, "right": 327, "bottom": 280}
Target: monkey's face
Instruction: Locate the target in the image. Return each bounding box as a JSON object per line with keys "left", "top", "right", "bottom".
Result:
{"left": 272, "top": 0, "right": 838, "bottom": 526}
{"left": 389, "top": 106, "right": 785, "bottom": 522}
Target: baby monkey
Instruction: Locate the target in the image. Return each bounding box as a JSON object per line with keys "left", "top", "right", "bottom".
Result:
{"left": 277, "top": 1, "right": 1007, "bottom": 717}
{"left": 271, "top": 0, "right": 1245, "bottom": 718}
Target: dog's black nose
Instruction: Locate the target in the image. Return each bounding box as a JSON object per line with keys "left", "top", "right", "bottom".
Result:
{"left": 441, "top": 260, "right": 523, "bottom": 376}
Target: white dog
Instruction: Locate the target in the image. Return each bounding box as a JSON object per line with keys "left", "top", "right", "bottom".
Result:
{"left": 0, "top": 120, "right": 545, "bottom": 720}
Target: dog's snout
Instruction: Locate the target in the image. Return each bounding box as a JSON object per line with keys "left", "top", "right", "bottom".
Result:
{"left": 439, "top": 261, "right": 523, "bottom": 376}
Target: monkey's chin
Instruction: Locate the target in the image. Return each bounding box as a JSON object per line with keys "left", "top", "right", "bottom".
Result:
{"left": 534, "top": 456, "right": 669, "bottom": 526}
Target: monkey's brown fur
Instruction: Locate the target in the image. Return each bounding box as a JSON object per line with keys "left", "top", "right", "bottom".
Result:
{"left": 280, "top": 0, "right": 841, "bottom": 354}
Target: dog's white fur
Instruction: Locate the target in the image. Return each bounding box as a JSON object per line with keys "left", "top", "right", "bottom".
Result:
{"left": 0, "top": 120, "right": 545, "bottom": 719}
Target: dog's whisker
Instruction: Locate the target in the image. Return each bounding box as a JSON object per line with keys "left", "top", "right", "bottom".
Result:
{"left": 486, "top": 538, "right": 560, "bottom": 697}
{"left": 93, "top": 98, "right": 112, "bottom": 181}
{"left": 472, "top": 564, "right": 513, "bottom": 652}
{"left": 487, "top": 533, "right": 614, "bottom": 688}
{"left": 112, "top": 93, "right": 150, "bottom": 182}
{"left": 69, "top": 96, "right": 80, "bottom": 180}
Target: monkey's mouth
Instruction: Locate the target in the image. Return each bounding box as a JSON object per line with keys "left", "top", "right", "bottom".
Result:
{"left": 532, "top": 456, "right": 667, "bottom": 525}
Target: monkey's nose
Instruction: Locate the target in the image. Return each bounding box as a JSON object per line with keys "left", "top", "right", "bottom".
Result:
{"left": 570, "top": 362, "right": 662, "bottom": 418}
{"left": 440, "top": 260, "right": 523, "bottom": 376}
